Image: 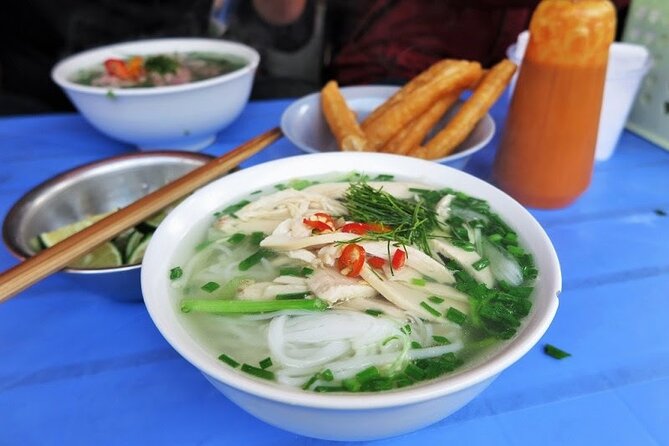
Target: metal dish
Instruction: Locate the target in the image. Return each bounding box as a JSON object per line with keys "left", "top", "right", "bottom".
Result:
{"left": 2, "top": 151, "right": 213, "bottom": 301}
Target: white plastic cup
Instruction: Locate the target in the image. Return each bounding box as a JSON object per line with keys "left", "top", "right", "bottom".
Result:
{"left": 506, "top": 31, "right": 652, "bottom": 161}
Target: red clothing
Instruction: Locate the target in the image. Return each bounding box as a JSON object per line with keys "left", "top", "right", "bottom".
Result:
{"left": 331, "top": 0, "right": 629, "bottom": 85}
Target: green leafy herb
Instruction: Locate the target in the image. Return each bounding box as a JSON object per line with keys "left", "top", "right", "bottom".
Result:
{"left": 432, "top": 335, "right": 451, "bottom": 345}
{"left": 144, "top": 54, "right": 179, "bottom": 75}
{"left": 344, "top": 182, "right": 438, "bottom": 254}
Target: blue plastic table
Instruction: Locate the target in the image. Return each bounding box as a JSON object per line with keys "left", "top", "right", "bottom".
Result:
{"left": 1, "top": 98, "right": 668, "bottom": 446}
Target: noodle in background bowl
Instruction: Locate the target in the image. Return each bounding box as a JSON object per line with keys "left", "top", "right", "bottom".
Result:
{"left": 141, "top": 153, "right": 561, "bottom": 441}
{"left": 281, "top": 86, "right": 496, "bottom": 169}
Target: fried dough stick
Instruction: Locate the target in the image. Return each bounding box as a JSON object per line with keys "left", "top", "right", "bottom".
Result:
{"left": 363, "top": 61, "right": 483, "bottom": 151}
{"left": 410, "top": 59, "right": 517, "bottom": 159}
{"left": 321, "top": 80, "right": 369, "bottom": 151}
{"left": 380, "top": 91, "right": 461, "bottom": 155}
{"left": 361, "top": 59, "right": 456, "bottom": 130}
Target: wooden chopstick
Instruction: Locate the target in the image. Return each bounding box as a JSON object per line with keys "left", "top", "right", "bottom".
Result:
{"left": 0, "top": 127, "right": 283, "bottom": 303}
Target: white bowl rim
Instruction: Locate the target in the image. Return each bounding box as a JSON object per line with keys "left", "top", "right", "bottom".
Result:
{"left": 280, "top": 85, "right": 495, "bottom": 164}
{"left": 142, "top": 152, "right": 561, "bottom": 410}
{"left": 51, "top": 37, "right": 260, "bottom": 96}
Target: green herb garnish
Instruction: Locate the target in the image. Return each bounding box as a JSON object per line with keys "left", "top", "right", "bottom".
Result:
{"left": 169, "top": 266, "right": 183, "bottom": 280}
{"left": 201, "top": 281, "right": 220, "bottom": 293}
{"left": 241, "top": 363, "right": 275, "bottom": 380}
{"left": 544, "top": 344, "right": 571, "bottom": 359}
{"left": 180, "top": 298, "right": 328, "bottom": 314}
{"left": 259, "top": 357, "right": 273, "bottom": 369}
{"left": 144, "top": 54, "right": 179, "bottom": 75}
{"left": 218, "top": 353, "right": 240, "bottom": 368}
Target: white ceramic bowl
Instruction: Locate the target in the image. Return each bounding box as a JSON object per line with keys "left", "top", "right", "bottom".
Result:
{"left": 281, "top": 86, "right": 495, "bottom": 170}
{"left": 52, "top": 38, "right": 260, "bottom": 151}
{"left": 141, "top": 153, "right": 561, "bottom": 441}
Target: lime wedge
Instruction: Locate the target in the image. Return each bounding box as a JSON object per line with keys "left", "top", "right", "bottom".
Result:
{"left": 143, "top": 210, "right": 168, "bottom": 229}
{"left": 126, "top": 235, "right": 152, "bottom": 265}
{"left": 69, "top": 242, "right": 123, "bottom": 269}
{"left": 38, "top": 211, "right": 115, "bottom": 248}
{"left": 124, "top": 231, "right": 146, "bottom": 261}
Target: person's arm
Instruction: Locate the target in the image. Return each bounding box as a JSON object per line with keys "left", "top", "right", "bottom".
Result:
{"left": 252, "top": 0, "right": 307, "bottom": 25}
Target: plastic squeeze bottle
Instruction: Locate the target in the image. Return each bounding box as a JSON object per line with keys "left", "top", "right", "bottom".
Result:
{"left": 493, "top": 0, "right": 616, "bottom": 208}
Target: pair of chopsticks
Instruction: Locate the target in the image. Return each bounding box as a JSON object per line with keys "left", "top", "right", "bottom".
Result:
{"left": 0, "top": 127, "right": 282, "bottom": 304}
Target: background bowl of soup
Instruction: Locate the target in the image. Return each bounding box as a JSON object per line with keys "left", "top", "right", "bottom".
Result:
{"left": 51, "top": 38, "right": 260, "bottom": 152}
{"left": 141, "top": 152, "right": 561, "bottom": 441}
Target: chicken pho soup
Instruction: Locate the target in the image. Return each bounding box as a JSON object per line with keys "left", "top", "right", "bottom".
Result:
{"left": 172, "top": 174, "right": 538, "bottom": 393}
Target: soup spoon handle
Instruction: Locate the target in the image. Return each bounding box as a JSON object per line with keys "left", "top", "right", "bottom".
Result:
{"left": 0, "top": 127, "right": 283, "bottom": 303}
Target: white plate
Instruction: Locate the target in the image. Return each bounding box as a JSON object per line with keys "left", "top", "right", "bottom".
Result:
{"left": 280, "top": 85, "right": 495, "bottom": 169}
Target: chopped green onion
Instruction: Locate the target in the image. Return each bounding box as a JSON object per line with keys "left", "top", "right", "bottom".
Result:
{"left": 446, "top": 307, "right": 467, "bottom": 325}
{"left": 227, "top": 233, "right": 246, "bottom": 245}
{"left": 288, "top": 179, "right": 314, "bottom": 190}
{"left": 248, "top": 232, "right": 265, "bottom": 246}
{"left": 302, "top": 374, "right": 319, "bottom": 390}
{"left": 195, "top": 240, "right": 213, "bottom": 251}
{"left": 320, "top": 369, "right": 334, "bottom": 382}
{"left": 259, "top": 357, "right": 273, "bottom": 369}
{"left": 411, "top": 278, "right": 426, "bottom": 286}
{"left": 239, "top": 249, "right": 272, "bottom": 271}
{"left": 404, "top": 363, "right": 426, "bottom": 380}
{"left": 488, "top": 233, "right": 503, "bottom": 243}
{"left": 374, "top": 174, "right": 394, "bottom": 181}
{"left": 451, "top": 240, "right": 476, "bottom": 252}
{"left": 241, "top": 363, "right": 275, "bottom": 380}
{"left": 274, "top": 183, "right": 287, "bottom": 190}
{"left": 180, "top": 298, "right": 328, "bottom": 314}
{"left": 401, "top": 324, "right": 412, "bottom": 335}
{"left": 382, "top": 336, "right": 399, "bottom": 346}
{"left": 251, "top": 190, "right": 262, "bottom": 195}
{"left": 544, "top": 344, "right": 571, "bottom": 360}
{"left": 365, "top": 309, "right": 383, "bottom": 317}
{"left": 420, "top": 301, "right": 441, "bottom": 317}
{"left": 428, "top": 295, "right": 444, "bottom": 304}
{"left": 218, "top": 353, "right": 239, "bottom": 368}
{"left": 215, "top": 200, "right": 250, "bottom": 217}
{"left": 432, "top": 335, "right": 451, "bottom": 345}
{"left": 169, "top": 266, "right": 183, "bottom": 280}
{"left": 201, "top": 281, "right": 220, "bottom": 293}
{"left": 315, "top": 385, "right": 345, "bottom": 393}
{"left": 219, "top": 277, "right": 250, "bottom": 300}
{"left": 472, "top": 258, "right": 490, "bottom": 271}
{"left": 275, "top": 292, "right": 310, "bottom": 300}
{"left": 355, "top": 366, "right": 380, "bottom": 383}
{"left": 506, "top": 245, "right": 525, "bottom": 257}
{"left": 411, "top": 341, "right": 422, "bottom": 349}
{"left": 279, "top": 266, "right": 314, "bottom": 277}
{"left": 342, "top": 378, "right": 362, "bottom": 392}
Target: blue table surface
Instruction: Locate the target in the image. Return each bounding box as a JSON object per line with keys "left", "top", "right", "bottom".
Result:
{"left": 1, "top": 97, "right": 668, "bottom": 446}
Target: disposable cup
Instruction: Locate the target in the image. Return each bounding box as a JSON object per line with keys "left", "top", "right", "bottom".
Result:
{"left": 506, "top": 31, "right": 652, "bottom": 161}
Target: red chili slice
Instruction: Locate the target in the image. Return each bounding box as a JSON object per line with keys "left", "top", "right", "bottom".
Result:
{"left": 368, "top": 256, "right": 386, "bottom": 269}
{"left": 341, "top": 222, "right": 368, "bottom": 235}
{"left": 104, "top": 59, "right": 132, "bottom": 80}
{"left": 341, "top": 222, "right": 392, "bottom": 235}
{"left": 303, "top": 212, "right": 335, "bottom": 233}
{"left": 391, "top": 249, "right": 406, "bottom": 270}
{"left": 337, "top": 244, "right": 366, "bottom": 277}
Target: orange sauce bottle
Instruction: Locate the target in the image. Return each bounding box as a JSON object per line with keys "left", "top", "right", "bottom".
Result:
{"left": 493, "top": 0, "right": 616, "bottom": 208}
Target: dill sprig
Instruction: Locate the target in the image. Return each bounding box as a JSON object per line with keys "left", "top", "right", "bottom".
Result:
{"left": 343, "top": 182, "right": 438, "bottom": 254}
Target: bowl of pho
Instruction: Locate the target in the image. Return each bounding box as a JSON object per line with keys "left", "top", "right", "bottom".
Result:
{"left": 141, "top": 152, "right": 561, "bottom": 440}
{"left": 51, "top": 38, "right": 259, "bottom": 151}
